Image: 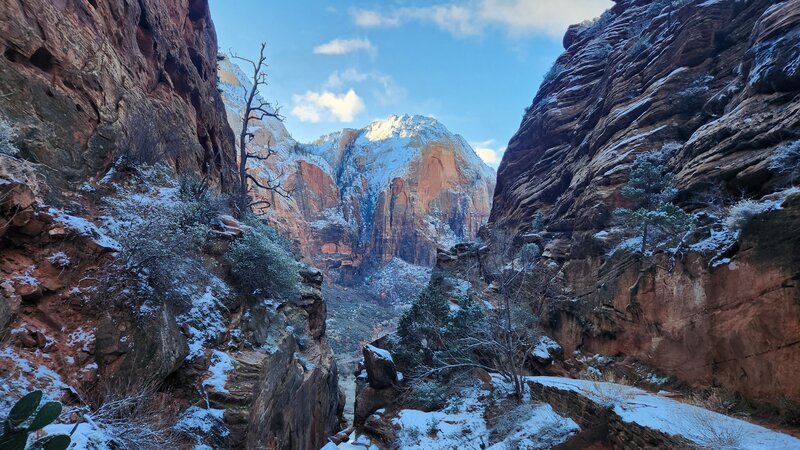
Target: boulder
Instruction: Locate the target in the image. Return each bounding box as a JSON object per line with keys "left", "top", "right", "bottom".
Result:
{"left": 353, "top": 385, "right": 398, "bottom": 427}
{"left": 362, "top": 344, "right": 397, "bottom": 389}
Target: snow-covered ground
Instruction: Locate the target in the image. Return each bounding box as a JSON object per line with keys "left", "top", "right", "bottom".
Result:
{"left": 532, "top": 376, "right": 800, "bottom": 450}
{"left": 328, "top": 377, "right": 579, "bottom": 450}
{"left": 326, "top": 374, "right": 800, "bottom": 450}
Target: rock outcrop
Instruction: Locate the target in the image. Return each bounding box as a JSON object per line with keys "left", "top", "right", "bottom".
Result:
{"left": 218, "top": 57, "right": 495, "bottom": 280}
{"left": 0, "top": 0, "right": 235, "bottom": 191}
{"left": 486, "top": 0, "right": 800, "bottom": 404}
{"left": 353, "top": 344, "right": 399, "bottom": 426}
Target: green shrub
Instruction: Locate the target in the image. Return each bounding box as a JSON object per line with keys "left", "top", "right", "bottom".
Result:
{"left": 224, "top": 216, "right": 299, "bottom": 300}
{"left": 614, "top": 148, "right": 692, "bottom": 254}
{"left": 542, "top": 63, "right": 565, "bottom": 86}
{"left": 410, "top": 381, "right": 448, "bottom": 411}
{"left": 396, "top": 284, "right": 450, "bottom": 366}
{"left": 516, "top": 243, "right": 541, "bottom": 270}
{"left": 110, "top": 202, "right": 210, "bottom": 310}
{"left": 579, "top": 11, "right": 615, "bottom": 39}
{"left": 0, "top": 391, "right": 70, "bottom": 450}
{"left": 531, "top": 213, "right": 545, "bottom": 232}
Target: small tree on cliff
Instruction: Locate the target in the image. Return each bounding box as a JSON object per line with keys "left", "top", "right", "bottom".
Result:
{"left": 614, "top": 148, "right": 692, "bottom": 254}
{"left": 231, "top": 42, "right": 291, "bottom": 215}
{"left": 396, "top": 229, "right": 555, "bottom": 402}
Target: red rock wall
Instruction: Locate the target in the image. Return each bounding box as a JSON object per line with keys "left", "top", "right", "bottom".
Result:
{"left": 492, "top": 0, "right": 800, "bottom": 231}
{"left": 0, "top": 0, "right": 235, "bottom": 189}
{"left": 547, "top": 196, "right": 800, "bottom": 402}
{"left": 488, "top": 0, "right": 800, "bottom": 403}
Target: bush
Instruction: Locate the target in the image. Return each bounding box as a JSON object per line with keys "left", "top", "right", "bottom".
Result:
{"left": 578, "top": 11, "right": 615, "bottom": 39}
{"left": 779, "top": 397, "right": 800, "bottom": 427}
{"left": 768, "top": 140, "right": 800, "bottom": 183}
{"left": 410, "top": 381, "right": 449, "bottom": 411}
{"left": 531, "top": 213, "right": 545, "bottom": 232}
{"left": 106, "top": 202, "right": 211, "bottom": 310}
{"left": 625, "top": 23, "right": 650, "bottom": 59}
{"left": 224, "top": 216, "right": 299, "bottom": 300}
{"left": 0, "top": 117, "right": 18, "bottom": 157}
{"left": 725, "top": 199, "right": 779, "bottom": 231}
{"left": 98, "top": 166, "right": 221, "bottom": 311}
{"left": 396, "top": 284, "right": 450, "bottom": 366}
{"left": 516, "top": 243, "right": 541, "bottom": 270}
{"left": 542, "top": 63, "right": 565, "bottom": 86}
{"left": 89, "top": 389, "right": 180, "bottom": 450}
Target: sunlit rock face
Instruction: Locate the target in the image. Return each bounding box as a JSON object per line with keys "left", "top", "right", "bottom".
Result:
{"left": 487, "top": 0, "right": 800, "bottom": 404}
{"left": 219, "top": 58, "right": 496, "bottom": 279}
{"left": 0, "top": 0, "right": 236, "bottom": 190}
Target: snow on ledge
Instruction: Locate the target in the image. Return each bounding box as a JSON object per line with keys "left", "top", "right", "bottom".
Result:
{"left": 530, "top": 376, "right": 800, "bottom": 450}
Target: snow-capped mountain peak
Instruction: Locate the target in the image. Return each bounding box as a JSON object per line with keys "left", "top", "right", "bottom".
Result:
{"left": 362, "top": 114, "right": 449, "bottom": 142}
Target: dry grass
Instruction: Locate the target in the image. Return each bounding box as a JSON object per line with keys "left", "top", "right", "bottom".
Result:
{"left": 687, "top": 408, "right": 745, "bottom": 450}
{"left": 85, "top": 385, "right": 182, "bottom": 450}
{"left": 688, "top": 388, "right": 738, "bottom": 415}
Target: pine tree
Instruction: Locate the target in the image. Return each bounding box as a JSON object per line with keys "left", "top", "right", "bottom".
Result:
{"left": 615, "top": 149, "right": 692, "bottom": 254}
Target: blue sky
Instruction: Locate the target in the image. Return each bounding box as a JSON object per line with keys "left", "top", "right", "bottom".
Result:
{"left": 208, "top": 0, "right": 612, "bottom": 167}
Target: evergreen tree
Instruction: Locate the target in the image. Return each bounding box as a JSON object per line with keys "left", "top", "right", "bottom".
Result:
{"left": 615, "top": 148, "right": 692, "bottom": 254}
{"left": 531, "top": 213, "right": 545, "bottom": 232}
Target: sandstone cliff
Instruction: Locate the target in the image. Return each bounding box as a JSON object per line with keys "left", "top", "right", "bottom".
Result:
{"left": 487, "top": 0, "right": 800, "bottom": 404}
{"left": 0, "top": 0, "right": 235, "bottom": 191}
{"left": 0, "top": 1, "right": 342, "bottom": 448}
{"left": 218, "top": 58, "right": 496, "bottom": 280}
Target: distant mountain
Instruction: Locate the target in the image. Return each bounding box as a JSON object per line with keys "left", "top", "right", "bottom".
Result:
{"left": 218, "top": 56, "right": 495, "bottom": 280}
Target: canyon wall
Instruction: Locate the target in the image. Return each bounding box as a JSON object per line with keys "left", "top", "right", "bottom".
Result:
{"left": 487, "top": 0, "right": 800, "bottom": 403}
{"left": 0, "top": 0, "right": 235, "bottom": 191}
{"left": 0, "top": 1, "right": 342, "bottom": 448}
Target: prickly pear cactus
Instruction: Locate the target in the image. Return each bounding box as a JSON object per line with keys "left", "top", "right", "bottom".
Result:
{"left": 0, "top": 391, "right": 71, "bottom": 450}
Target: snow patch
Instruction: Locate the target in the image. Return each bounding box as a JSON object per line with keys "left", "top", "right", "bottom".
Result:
{"left": 203, "top": 351, "right": 234, "bottom": 394}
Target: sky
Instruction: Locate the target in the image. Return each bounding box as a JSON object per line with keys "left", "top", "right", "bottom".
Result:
{"left": 208, "top": 0, "right": 612, "bottom": 167}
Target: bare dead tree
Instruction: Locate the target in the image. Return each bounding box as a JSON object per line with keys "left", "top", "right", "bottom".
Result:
{"left": 230, "top": 42, "right": 292, "bottom": 215}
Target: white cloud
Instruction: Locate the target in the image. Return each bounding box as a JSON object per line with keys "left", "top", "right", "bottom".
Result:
{"left": 351, "top": 5, "right": 480, "bottom": 37}
{"left": 419, "top": 5, "right": 481, "bottom": 37}
{"left": 471, "top": 139, "right": 506, "bottom": 167}
{"left": 313, "top": 38, "right": 377, "bottom": 56}
{"left": 352, "top": 9, "right": 402, "bottom": 27}
{"left": 291, "top": 89, "right": 365, "bottom": 123}
{"left": 351, "top": 0, "right": 612, "bottom": 38}
{"left": 325, "top": 69, "right": 406, "bottom": 106}
{"left": 479, "top": 0, "right": 611, "bottom": 37}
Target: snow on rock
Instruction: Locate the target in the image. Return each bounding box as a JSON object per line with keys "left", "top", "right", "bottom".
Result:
{"left": 531, "top": 377, "right": 800, "bottom": 449}
{"left": 176, "top": 279, "right": 230, "bottom": 360}
{"left": 365, "top": 345, "right": 393, "bottom": 363}
{"left": 43, "top": 423, "right": 114, "bottom": 450}
{"left": 0, "top": 348, "right": 72, "bottom": 412}
{"left": 67, "top": 327, "right": 95, "bottom": 353}
{"left": 48, "top": 208, "right": 121, "bottom": 251}
{"left": 203, "top": 350, "right": 235, "bottom": 394}
{"left": 365, "top": 258, "right": 431, "bottom": 305}
{"left": 391, "top": 379, "right": 577, "bottom": 450}
{"left": 175, "top": 406, "right": 230, "bottom": 444}
{"left": 532, "top": 336, "right": 561, "bottom": 362}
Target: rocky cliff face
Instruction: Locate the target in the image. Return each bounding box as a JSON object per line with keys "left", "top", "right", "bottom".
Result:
{"left": 218, "top": 58, "right": 496, "bottom": 280}
{"left": 487, "top": 0, "right": 800, "bottom": 404}
{"left": 0, "top": 1, "right": 342, "bottom": 448}
{"left": 0, "top": 0, "right": 235, "bottom": 191}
